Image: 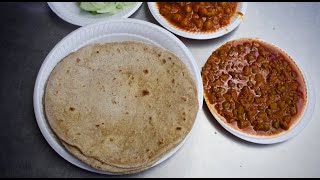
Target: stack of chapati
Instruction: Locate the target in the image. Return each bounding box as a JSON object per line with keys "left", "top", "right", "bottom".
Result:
{"left": 44, "top": 41, "right": 198, "bottom": 174}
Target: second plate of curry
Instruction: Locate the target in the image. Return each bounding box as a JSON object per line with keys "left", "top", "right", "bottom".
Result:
{"left": 148, "top": 2, "right": 247, "bottom": 39}
{"left": 202, "top": 38, "right": 315, "bottom": 144}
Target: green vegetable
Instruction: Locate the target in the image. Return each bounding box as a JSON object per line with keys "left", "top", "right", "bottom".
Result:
{"left": 78, "top": 2, "right": 136, "bottom": 15}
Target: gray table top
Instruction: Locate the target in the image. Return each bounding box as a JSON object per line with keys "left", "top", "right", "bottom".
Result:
{"left": 1, "top": 2, "right": 320, "bottom": 178}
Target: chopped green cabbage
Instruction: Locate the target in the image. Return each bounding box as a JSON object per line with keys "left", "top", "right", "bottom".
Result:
{"left": 78, "top": 2, "right": 136, "bottom": 15}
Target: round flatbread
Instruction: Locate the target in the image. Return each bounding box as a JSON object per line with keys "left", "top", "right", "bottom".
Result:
{"left": 44, "top": 41, "right": 198, "bottom": 170}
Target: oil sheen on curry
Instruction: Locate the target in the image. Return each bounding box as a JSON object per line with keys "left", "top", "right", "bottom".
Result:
{"left": 202, "top": 39, "right": 307, "bottom": 136}
{"left": 157, "top": 2, "right": 238, "bottom": 32}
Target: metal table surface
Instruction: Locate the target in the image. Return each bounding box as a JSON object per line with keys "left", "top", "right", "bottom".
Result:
{"left": 1, "top": 2, "right": 319, "bottom": 178}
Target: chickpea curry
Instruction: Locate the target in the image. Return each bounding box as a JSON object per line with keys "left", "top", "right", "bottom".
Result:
{"left": 202, "top": 39, "right": 306, "bottom": 136}
{"left": 157, "top": 2, "right": 238, "bottom": 32}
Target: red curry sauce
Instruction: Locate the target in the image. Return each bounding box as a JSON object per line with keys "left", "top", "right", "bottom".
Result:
{"left": 202, "top": 39, "right": 307, "bottom": 136}
{"left": 156, "top": 2, "right": 238, "bottom": 32}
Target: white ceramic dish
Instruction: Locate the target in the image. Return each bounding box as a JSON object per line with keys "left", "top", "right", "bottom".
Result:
{"left": 47, "top": 2, "right": 143, "bottom": 26}
{"left": 204, "top": 38, "right": 315, "bottom": 144}
{"left": 147, "top": 2, "right": 247, "bottom": 40}
{"left": 33, "top": 18, "right": 203, "bottom": 175}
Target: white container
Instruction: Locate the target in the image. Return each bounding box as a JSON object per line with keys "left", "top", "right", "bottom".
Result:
{"left": 47, "top": 2, "right": 143, "bottom": 26}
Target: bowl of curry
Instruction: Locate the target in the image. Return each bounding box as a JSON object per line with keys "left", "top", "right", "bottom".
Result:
{"left": 201, "top": 38, "right": 311, "bottom": 144}
{"left": 148, "top": 2, "right": 247, "bottom": 39}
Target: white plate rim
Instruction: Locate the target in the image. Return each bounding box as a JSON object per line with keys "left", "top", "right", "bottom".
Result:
{"left": 33, "top": 18, "right": 203, "bottom": 175}
{"left": 47, "top": 2, "right": 143, "bottom": 26}
{"left": 203, "top": 38, "right": 316, "bottom": 144}
{"left": 147, "top": 2, "right": 248, "bottom": 40}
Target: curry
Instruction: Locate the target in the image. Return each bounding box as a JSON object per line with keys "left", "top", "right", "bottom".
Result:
{"left": 202, "top": 39, "right": 306, "bottom": 136}
{"left": 157, "top": 2, "right": 238, "bottom": 32}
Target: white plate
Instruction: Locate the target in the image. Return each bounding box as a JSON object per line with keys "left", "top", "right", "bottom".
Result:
{"left": 204, "top": 38, "right": 316, "bottom": 144}
{"left": 33, "top": 18, "right": 203, "bottom": 175}
{"left": 148, "top": 2, "right": 247, "bottom": 40}
{"left": 47, "top": 2, "right": 143, "bottom": 26}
